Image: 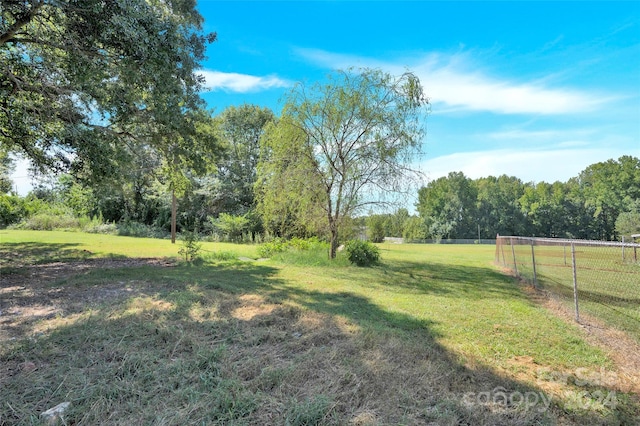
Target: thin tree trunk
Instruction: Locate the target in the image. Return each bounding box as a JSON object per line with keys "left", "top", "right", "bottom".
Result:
{"left": 171, "top": 189, "right": 177, "bottom": 244}
{"left": 329, "top": 225, "right": 338, "bottom": 259}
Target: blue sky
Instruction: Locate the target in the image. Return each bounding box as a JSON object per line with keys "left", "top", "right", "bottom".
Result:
{"left": 11, "top": 1, "right": 640, "bottom": 195}
{"left": 198, "top": 0, "right": 640, "bottom": 183}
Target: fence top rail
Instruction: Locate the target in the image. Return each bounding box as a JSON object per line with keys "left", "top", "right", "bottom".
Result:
{"left": 497, "top": 236, "right": 640, "bottom": 248}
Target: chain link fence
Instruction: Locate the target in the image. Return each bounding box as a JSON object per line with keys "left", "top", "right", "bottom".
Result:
{"left": 495, "top": 236, "right": 640, "bottom": 342}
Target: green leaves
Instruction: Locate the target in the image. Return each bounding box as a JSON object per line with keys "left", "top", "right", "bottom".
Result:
{"left": 256, "top": 68, "right": 429, "bottom": 257}
{"left": 1, "top": 0, "right": 216, "bottom": 180}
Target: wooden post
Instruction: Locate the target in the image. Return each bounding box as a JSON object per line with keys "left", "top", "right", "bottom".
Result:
{"left": 171, "top": 189, "right": 177, "bottom": 244}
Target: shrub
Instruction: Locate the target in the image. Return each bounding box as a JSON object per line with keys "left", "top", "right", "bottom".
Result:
{"left": 345, "top": 240, "right": 380, "bottom": 267}
{"left": 257, "top": 237, "right": 325, "bottom": 259}
{"left": 257, "top": 238, "right": 288, "bottom": 258}
{"left": 116, "top": 221, "right": 167, "bottom": 238}
{"left": 288, "top": 236, "right": 321, "bottom": 251}
{"left": 16, "top": 212, "right": 81, "bottom": 230}
{"left": 210, "top": 213, "right": 250, "bottom": 242}
{"left": 86, "top": 222, "right": 118, "bottom": 235}
{"left": 0, "top": 195, "right": 26, "bottom": 227}
{"left": 178, "top": 229, "right": 202, "bottom": 262}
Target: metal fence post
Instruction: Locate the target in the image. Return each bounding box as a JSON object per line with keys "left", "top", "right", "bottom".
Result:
{"left": 571, "top": 243, "right": 580, "bottom": 323}
{"left": 622, "top": 236, "right": 625, "bottom": 262}
{"left": 531, "top": 240, "right": 538, "bottom": 287}
{"left": 510, "top": 237, "right": 518, "bottom": 276}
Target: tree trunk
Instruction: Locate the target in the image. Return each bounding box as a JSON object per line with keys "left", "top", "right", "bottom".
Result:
{"left": 171, "top": 189, "right": 177, "bottom": 244}
{"left": 329, "top": 226, "right": 338, "bottom": 259}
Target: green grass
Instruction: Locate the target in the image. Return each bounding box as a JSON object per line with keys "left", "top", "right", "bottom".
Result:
{"left": 1, "top": 230, "right": 638, "bottom": 425}
{"left": 500, "top": 242, "right": 640, "bottom": 342}
{"left": 0, "top": 229, "right": 259, "bottom": 265}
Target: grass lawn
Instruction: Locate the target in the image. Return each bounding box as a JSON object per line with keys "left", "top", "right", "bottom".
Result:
{"left": 1, "top": 230, "right": 638, "bottom": 425}
{"left": 504, "top": 242, "right": 640, "bottom": 343}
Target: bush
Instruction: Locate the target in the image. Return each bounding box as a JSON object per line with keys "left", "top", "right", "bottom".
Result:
{"left": 116, "top": 221, "right": 168, "bottom": 238}
{"left": 0, "top": 195, "right": 26, "bottom": 227}
{"left": 210, "top": 213, "right": 250, "bottom": 242}
{"left": 344, "top": 240, "right": 380, "bottom": 267}
{"left": 257, "top": 238, "right": 288, "bottom": 258}
{"left": 85, "top": 221, "right": 118, "bottom": 235}
{"left": 178, "top": 229, "right": 202, "bottom": 262}
{"left": 16, "top": 212, "right": 81, "bottom": 230}
{"left": 257, "top": 237, "right": 325, "bottom": 259}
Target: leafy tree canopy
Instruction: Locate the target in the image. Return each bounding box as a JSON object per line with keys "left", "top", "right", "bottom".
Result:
{"left": 256, "top": 68, "right": 429, "bottom": 258}
{"left": 1, "top": 0, "right": 216, "bottom": 179}
{"left": 212, "top": 104, "right": 275, "bottom": 215}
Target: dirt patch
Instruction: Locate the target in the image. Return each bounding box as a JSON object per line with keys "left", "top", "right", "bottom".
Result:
{"left": 232, "top": 294, "right": 278, "bottom": 320}
{"left": 0, "top": 258, "right": 175, "bottom": 342}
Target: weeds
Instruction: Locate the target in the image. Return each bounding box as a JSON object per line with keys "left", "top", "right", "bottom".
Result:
{"left": 178, "top": 229, "right": 202, "bottom": 262}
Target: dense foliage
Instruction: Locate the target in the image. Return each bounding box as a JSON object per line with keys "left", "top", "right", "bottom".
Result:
{"left": 1, "top": 0, "right": 216, "bottom": 179}
{"left": 256, "top": 68, "right": 428, "bottom": 258}
{"left": 344, "top": 239, "right": 380, "bottom": 266}
{"left": 415, "top": 156, "right": 639, "bottom": 241}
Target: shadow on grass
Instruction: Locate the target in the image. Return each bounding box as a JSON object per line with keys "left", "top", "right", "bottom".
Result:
{"left": 318, "top": 258, "right": 527, "bottom": 303}
{"left": 0, "top": 242, "right": 128, "bottom": 275}
{"left": 1, "top": 247, "right": 637, "bottom": 425}
{"left": 536, "top": 276, "right": 640, "bottom": 343}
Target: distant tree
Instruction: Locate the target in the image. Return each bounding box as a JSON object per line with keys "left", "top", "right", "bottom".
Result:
{"left": 476, "top": 175, "right": 528, "bottom": 237}
{"left": 578, "top": 156, "right": 640, "bottom": 240}
{"left": 417, "top": 172, "right": 477, "bottom": 239}
{"left": 518, "top": 181, "right": 571, "bottom": 238}
{"left": 402, "top": 215, "right": 426, "bottom": 242}
{"left": 615, "top": 200, "right": 640, "bottom": 241}
{"left": 366, "top": 214, "right": 386, "bottom": 243}
{"left": 256, "top": 68, "right": 428, "bottom": 258}
{"left": 1, "top": 0, "right": 216, "bottom": 180}
{"left": 212, "top": 105, "right": 275, "bottom": 215}
{"left": 388, "top": 208, "right": 410, "bottom": 237}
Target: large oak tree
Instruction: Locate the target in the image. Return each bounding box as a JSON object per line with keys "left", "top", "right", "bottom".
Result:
{"left": 1, "top": 0, "right": 216, "bottom": 179}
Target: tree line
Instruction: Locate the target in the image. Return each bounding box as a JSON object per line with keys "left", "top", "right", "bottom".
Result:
{"left": 361, "top": 156, "right": 639, "bottom": 243}
{"left": 1, "top": 0, "right": 638, "bottom": 254}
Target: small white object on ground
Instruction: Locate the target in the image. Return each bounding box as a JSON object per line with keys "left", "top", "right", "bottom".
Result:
{"left": 40, "top": 402, "right": 70, "bottom": 424}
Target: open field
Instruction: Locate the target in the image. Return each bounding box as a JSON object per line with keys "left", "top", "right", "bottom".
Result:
{"left": 1, "top": 230, "right": 639, "bottom": 425}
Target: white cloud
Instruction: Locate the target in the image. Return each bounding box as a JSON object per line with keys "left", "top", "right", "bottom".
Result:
{"left": 486, "top": 128, "right": 598, "bottom": 143}
{"left": 418, "top": 147, "right": 636, "bottom": 184}
{"left": 295, "top": 48, "right": 615, "bottom": 115}
{"left": 199, "top": 70, "right": 290, "bottom": 93}
{"left": 420, "top": 66, "right": 602, "bottom": 115}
